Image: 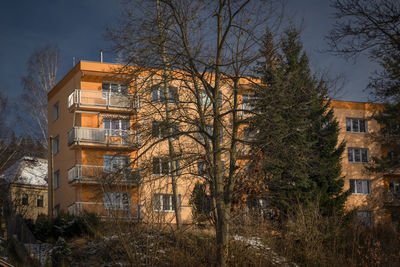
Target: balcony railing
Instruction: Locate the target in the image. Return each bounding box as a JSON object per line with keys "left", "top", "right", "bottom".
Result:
{"left": 68, "top": 165, "right": 141, "bottom": 185}
{"left": 68, "top": 89, "right": 139, "bottom": 110}
{"left": 67, "top": 202, "right": 142, "bottom": 219}
{"left": 67, "top": 127, "right": 140, "bottom": 147}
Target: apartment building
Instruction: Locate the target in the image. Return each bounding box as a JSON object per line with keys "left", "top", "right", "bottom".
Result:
{"left": 48, "top": 60, "right": 398, "bottom": 226}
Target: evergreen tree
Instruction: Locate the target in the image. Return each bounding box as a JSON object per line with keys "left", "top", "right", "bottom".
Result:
{"left": 251, "top": 27, "right": 347, "bottom": 217}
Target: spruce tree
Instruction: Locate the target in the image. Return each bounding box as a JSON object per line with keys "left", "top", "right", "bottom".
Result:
{"left": 251, "top": 27, "right": 347, "bottom": 217}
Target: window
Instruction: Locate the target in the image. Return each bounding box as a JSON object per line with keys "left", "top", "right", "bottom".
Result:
{"left": 350, "top": 179, "right": 370, "bottom": 194}
{"left": 151, "top": 86, "right": 178, "bottom": 104}
{"left": 242, "top": 94, "right": 256, "bottom": 112}
{"left": 53, "top": 135, "right": 60, "bottom": 155}
{"left": 152, "top": 121, "right": 179, "bottom": 139}
{"left": 198, "top": 160, "right": 207, "bottom": 177}
{"left": 357, "top": 211, "right": 373, "bottom": 227}
{"left": 197, "top": 125, "right": 223, "bottom": 142}
{"left": 243, "top": 127, "right": 257, "bottom": 140}
{"left": 53, "top": 101, "right": 59, "bottom": 121}
{"left": 37, "top": 195, "right": 44, "bottom": 207}
{"left": 103, "top": 155, "right": 129, "bottom": 173}
{"left": 103, "top": 118, "right": 129, "bottom": 136}
{"left": 102, "top": 82, "right": 128, "bottom": 97}
{"left": 104, "top": 192, "right": 130, "bottom": 210}
{"left": 54, "top": 204, "right": 60, "bottom": 217}
{"left": 153, "top": 157, "right": 180, "bottom": 176}
{"left": 346, "top": 118, "right": 367, "bottom": 133}
{"left": 389, "top": 181, "right": 400, "bottom": 194}
{"left": 348, "top": 148, "right": 369, "bottom": 163}
{"left": 22, "top": 193, "right": 28, "bottom": 206}
{"left": 54, "top": 170, "right": 60, "bottom": 189}
{"left": 198, "top": 90, "right": 222, "bottom": 107}
{"left": 154, "top": 194, "right": 181, "bottom": 212}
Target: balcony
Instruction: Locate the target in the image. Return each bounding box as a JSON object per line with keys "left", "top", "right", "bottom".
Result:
{"left": 67, "top": 127, "right": 140, "bottom": 148}
{"left": 384, "top": 191, "right": 400, "bottom": 206}
{"left": 68, "top": 165, "right": 141, "bottom": 185}
{"left": 67, "top": 202, "right": 142, "bottom": 219}
{"left": 68, "top": 90, "right": 139, "bottom": 111}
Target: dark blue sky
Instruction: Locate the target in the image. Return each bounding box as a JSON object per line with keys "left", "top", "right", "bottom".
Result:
{"left": 0, "top": 0, "right": 378, "bottom": 115}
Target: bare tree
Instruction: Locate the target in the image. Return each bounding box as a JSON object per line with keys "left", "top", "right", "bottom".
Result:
{"left": 108, "top": 0, "right": 282, "bottom": 265}
{"left": 19, "top": 45, "right": 59, "bottom": 148}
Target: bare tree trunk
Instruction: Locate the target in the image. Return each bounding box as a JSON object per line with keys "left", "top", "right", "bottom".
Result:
{"left": 157, "top": 0, "right": 182, "bottom": 228}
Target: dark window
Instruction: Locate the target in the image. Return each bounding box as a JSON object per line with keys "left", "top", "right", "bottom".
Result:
{"left": 152, "top": 121, "right": 179, "bottom": 139}
{"left": 153, "top": 158, "right": 180, "bottom": 176}
{"left": 357, "top": 211, "right": 373, "bottom": 227}
{"left": 54, "top": 170, "right": 60, "bottom": 189}
{"left": 151, "top": 86, "right": 178, "bottom": 104}
{"left": 53, "top": 135, "right": 60, "bottom": 155}
{"left": 348, "top": 148, "right": 369, "bottom": 163}
{"left": 346, "top": 118, "right": 367, "bottom": 133}
{"left": 22, "top": 193, "right": 28, "bottom": 206}
{"left": 53, "top": 101, "right": 59, "bottom": 121}
{"left": 350, "top": 179, "right": 370, "bottom": 194}
{"left": 37, "top": 195, "right": 44, "bottom": 207}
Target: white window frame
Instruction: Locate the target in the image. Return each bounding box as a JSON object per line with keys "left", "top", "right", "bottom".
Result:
{"left": 53, "top": 101, "right": 59, "bottom": 121}
{"left": 103, "top": 118, "right": 129, "bottom": 137}
{"left": 103, "top": 155, "right": 129, "bottom": 173}
{"left": 348, "top": 147, "right": 369, "bottom": 163}
{"left": 350, "top": 179, "right": 371, "bottom": 195}
{"left": 152, "top": 121, "right": 179, "bottom": 140}
{"left": 241, "top": 94, "right": 256, "bottom": 112}
{"left": 346, "top": 118, "right": 367, "bottom": 133}
{"left": 154, "top": 193, "right": 181, "bottom": 212}
{"left": 151, "top": 86, "right": 178, "bottom": 104}
{"left": 153, "top": 158, "right": 180, "bottom": 176}
{"left": 104, "top": 192, "right": 130, "bottom": 210}
{"left": 102, "top": 82, "right": 128, "bottom": 98}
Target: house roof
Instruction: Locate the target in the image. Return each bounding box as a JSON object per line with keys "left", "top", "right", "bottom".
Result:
{"left": 1, "top": 156, "right": 48, "bottom": 187}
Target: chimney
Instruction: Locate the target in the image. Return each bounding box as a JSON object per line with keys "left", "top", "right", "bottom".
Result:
{"left": 100, "top": 50, "right": 103, "bottom": 63}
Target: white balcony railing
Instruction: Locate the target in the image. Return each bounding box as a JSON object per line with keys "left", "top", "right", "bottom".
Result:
{"left": 68, "top": 165, "right": 141, "bottom": 184}
{"left": 68, "top": 89, "right": 139, "bottom": 110}
{"left": 67, "top": 202, "right": 143, "bottom": 219}
{"left": 67, "top": 127, "right": 140, "bottom": 147}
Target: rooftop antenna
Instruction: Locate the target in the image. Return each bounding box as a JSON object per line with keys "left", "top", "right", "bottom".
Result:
{"left": 100, "top": 50, "right": 103, "bottom": 63}
{"left": 73, "top": 57, "right": 76, "bottom": 66}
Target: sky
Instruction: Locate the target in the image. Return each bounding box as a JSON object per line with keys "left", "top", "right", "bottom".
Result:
{"left": 0, "top": 0, "right": 380, "bottom": 133}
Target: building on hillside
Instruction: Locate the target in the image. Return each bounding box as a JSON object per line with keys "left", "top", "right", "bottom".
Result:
{"left": 48, "top": 60, "right": 397, "bottom": 226}
{"left": 0, "top": 157, "right": 48, "bottom": 220}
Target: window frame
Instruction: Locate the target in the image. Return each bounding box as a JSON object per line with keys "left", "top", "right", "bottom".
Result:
{"left": 350, "top": 179, "right": 371, "bottom": 195}
{"left": 153, "top": 193, "right": 181, "bottom": 212}
{"left": 346, "top": 118, "right": 367, "bottom": 133}
{"left": 103, "top": 155, "right": 130, "bottom": 173}
{"left": 356, "top": 211, "right": 373, "bottom": 227}
{"left": 102, "top": 82, "right": 128, "bottom": 98}
{"left": 348, "top": 147, "right": 369, "bottom": 163}
{"left": 53, "top": 101, "right": 59, "bottom": 121}
{"left": 37, "top": 195, "right": 44, "bottom": 207}
{"left": 151, "top": 85, "right": 178, "bottom": 104}
{"left": 104, "top": 192, "right": 130, "bottom": 210}
{"left": 152, "top": 121, "right": 179, "bottom": 140}
{"left": 153, "top": 157, "right": 180, "bottom": 176}
{"left": 53, "top": 135, "right": 60, "bottom": 155}
{"left": 21, "top": 193, "right": 28, "bottom": 206}
{"left": 54, "top": 170, "right": 60, "bottom": 189}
